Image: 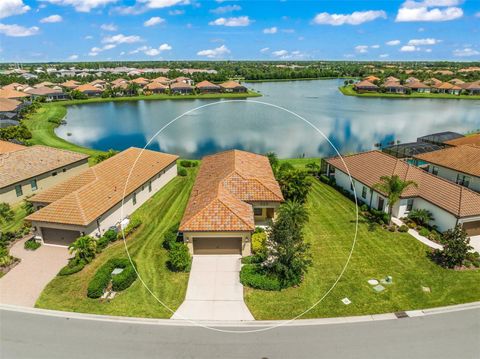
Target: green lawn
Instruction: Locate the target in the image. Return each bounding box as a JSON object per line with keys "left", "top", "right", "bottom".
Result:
{"left": 279, "top": 157, "right": 320, "bottom": 170}
{"left": 35, "top": 168, "right": 197, "bottom": 318}
{"left": 244, "top": 180, "right": 480, "bottom": 320}
{"left": 3, "top": 204, "right": 28, "bottom": 233}
{"left": 339, "top": 85, "right": 480, "bottom": 100}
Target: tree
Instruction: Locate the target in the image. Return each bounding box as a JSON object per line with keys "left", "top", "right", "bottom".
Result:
{"left": 68, "top": 236, "right": 97, "bottom": 263}
{"left": 430, "top": 225, "right": 472, "bottom": 268}
{"left": 93, "top": 149, "right": 119, "bottom": 164}
{"left": 266, "top": 151, "right": 279, "bottom": 174}
{"left": 372, "top": 175, "right": 417, "bottom": 223}
{"left": 305, "top": 161, "right": 320, "bottom": 176}
{"left": 408, "top": 208, "right": 434, "bottom": 227}
{"left": 0, "top": 202, "right": 14, "bottom": 224}
{"left": 277, "top": 169, "right": 312, "bottom": 204}
{"left": 277, "top": 200, "right": 309, "bottom": 230}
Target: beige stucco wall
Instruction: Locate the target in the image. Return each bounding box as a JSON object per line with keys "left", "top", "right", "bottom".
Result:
{"left": 183, "top": 231, "right": 252, "bottom": 256}
{"left": 0, "top": 159, "right": 89, "bottom": 205}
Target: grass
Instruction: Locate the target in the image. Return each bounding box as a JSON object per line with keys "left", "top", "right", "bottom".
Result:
{"left": 3, "top": 204, "right": 28, "bottom": 233}
{"left": 35, "top": 167, "right": 197, "bottom": 318}
{"left": 339, "top": 85, "right": 480, "bottom": 100}
{"left": 279, "top": 157, "right": 320, "bottom": 170}
{"left": 243, "top": 180, "right": 480, "bottom": 320}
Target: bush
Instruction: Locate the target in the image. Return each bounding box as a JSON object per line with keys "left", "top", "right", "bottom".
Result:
{"left": 360, "top": 204, "right": 369, "bottom": 212}
{"left": 428, "top": 230, "right": 441, "bottom": 242}
{"left": 111, "top": 260, "right": 138, "bottom": 292}
{"left": 167, "top": 243, "right": 191, "bottom": 272}
{"left": 87, "top": 258, "right": 137, "bottom": 298}
{"left": 240, "top": 264, "right": 281, "bottom": 291}
{"left": 319, "top": 175, "right": 331, "bottom": 184}
{"left": 96, "top": 236, "right": 110, "bottom": 252}
{"left": 418, "top": 227, "right": 430, "bottom": 237}
{"left": 117, "top": 218, "right": 142, "bottom": 239}
{"left": 429, "top": 225, "right": 472, "bottom": 268}
{"left": 179, "top": 160, "right": 196, "bottom": 168}
{"left": 162, "top": 230, "right": 178, "bottom": 250}
{"left": 103, "top": 229, "right": 117, "bottom": 242}
{"left": 367, "top": 208, "right": 389, "bottom": 224}
{"left": 24, "top": 239, "right": 41, "bottom": 251}
{"left": 177, "top": 166, "right": 188, "bottom": 177}
{"left": 251, "top": 232, "right": 266, "bottom": 254}
{"left": 398, "top": 225, "right": 409, "bottom": 232}
{"left": 59, "top": 258, "right": 86, "bottom": 276}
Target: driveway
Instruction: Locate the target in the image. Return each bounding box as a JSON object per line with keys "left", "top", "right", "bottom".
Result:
{"left": 0, "top": 238, "right": 70, "bottom": 307}
{"left": 172, "top": 255, "right": 254, "bottom": 321}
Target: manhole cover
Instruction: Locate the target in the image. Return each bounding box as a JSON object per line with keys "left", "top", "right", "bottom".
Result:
{"left": 395, "top": 311, "right": 409, "bottom": 319}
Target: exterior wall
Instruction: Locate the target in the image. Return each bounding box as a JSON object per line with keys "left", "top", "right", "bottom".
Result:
{"left": 183, "top": 231, "right": 252, "bottom": 256}
{"left": 251, "top": 201, "right": 281, "bottom": 223}
{"left": 0, "top": 159, "right": 89, "bottom": 205}
{"left": 411, "top": 198, "right": 458, "bottom": 232}
{"left": 425, "top": 163, "right": 480, "bottom": 193}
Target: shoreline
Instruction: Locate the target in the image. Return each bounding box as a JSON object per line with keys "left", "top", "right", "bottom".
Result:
{"left": 339, "top": 85, "right": 480, "bottom": 100}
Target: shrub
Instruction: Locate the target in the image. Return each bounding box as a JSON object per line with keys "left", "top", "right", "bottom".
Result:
{"left": 360, "top": 204, "right": 369, "bottom": 212}
{"left": 428, "top": 230, "right": 441, "bottom": 243}
{"left": 87, "top": 258, "right": 137, "bottom": 298}
{"left": 388, "top": 225, "right": 397, "bottom": 232}
{"left": 24, "top": 239, "right": 41, "bottom": 251}
{"left": 398, "top": 225, "right": 409, "bottom": 232}
{"left": 368, "top": 208, "right": 389, "bottom": 224}
{"left": 167, "top": 243, "right": 191, "bottom": 272}
{"left": 162, "top": 230, "right": 178, "bottom": 250}
{"left": 429, "top": 225, "right": 472, "bottom": 268}
{"left": 117, "top": 218, "right": 142, "bottom": 239}
{"left": 111, "top": 260, "right": 138, "bottom": 292}
{"left": 179, "top": 160, "right": 194, "bottom": 167}
{"left": 0, "top": 254, "right": 15, "bottom": 267}
{"left": 96, "top": 236, "right": 110, "bottom": 252}
{"left": 103, "top": 229, "right": 117, "bottom": 242}
{"left": 251, "top": 232, "right": 266, "bottom": 254}
{"left": 58, "top": 257, "right": 86, "bottom": 276}
{"left": 319, "top": 174, "right": 330, "bottom": 184}
{"left": 408, "top": 209, "right": 434, "bottom": 227}
{"left": 418, "top": 227, "right": 430, "bottom": 237}
{"left": 177, "top": 167, "right": 188, "bottom": 177}
{"left": 240, "top": 264, "right": 281, "bottom": 291}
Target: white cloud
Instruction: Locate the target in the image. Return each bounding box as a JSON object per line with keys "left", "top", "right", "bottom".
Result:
{"left": 197, "top": 44, "right": 230, "bottom": 58}
{"left": 102, "top": 33, "right": 142, "bottom": 44}
{"left": 169, "top": 9, "right": 184, "bottom": 15}
{"left": 85, "top": 35, "right": 93, "bottom": 40}
{"left": 209, "top": 16, "right": 251, "bottom": 26}
{"left": 312, "top": 10, "right": 387, "bottom": 26}
{"left": 144, "top": 16, "right": 165, "bottom": 26}
{"left": 89, "top": 43, "right": 116, "bottom": 56}
{"left": 272, "top": 49, "right": 288, "bottom": 57}
{"left": 142, "top": 0, "right": 187, "bottom": 8}
{"left": 0, "top": 0, "right": 30, "bottom": 19}
{"left": 271, "top": 49, "right": 308, "bottom": 59}
{"left": 355, "top": 45, "right": 369, "bottom": 53}
{"left": 379, "top": 54, "right": 389, "bottom": 58}
{"left": 475, "top": 12, "right": 480, "bottom": 18}
{"left": 453, "top": 48, "right": 480, "bottom": 57}
{"left": 386, "top": 39, "right": 401, "bottom": 46}
{"left": 0, "top": 23, "right": 39, "bottom": 36}
{"left": 407, "top": 38, "right": 441, "bottom": 45}
{"left": 396, "top": 0, "right": 463, "bottom": 22}
{"left": 40, "top": 14, "right": 63, "bottom": 23}
{"left": 371, "top": 44, "right": 380, "bottom": 49}
{"left": 210, "top": 5, "right": 241, "bottom": 14}
{"left": 68, "top": 54, "right": 79, "bottom": 60}
{"left": 100, "top": 23, "right": 117, "bottom": 31}
{"left": 263, "top": 26, "right": 277, "bottom": 34}
{"left": 260, "top": 47, "right": 270, "bottom": 53}
{"left": 41, "top": 0, "right": 118, "bottom": 13}
{"left": 400, "top": 45, "right": 418, "bottom": 52}
{"left": 138, "top": 44, "right": 173, "bottom": 56}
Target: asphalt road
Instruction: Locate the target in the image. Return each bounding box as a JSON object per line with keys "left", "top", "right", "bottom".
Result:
{"left": 1, "top": 307, "right": 479, "bottom": 359}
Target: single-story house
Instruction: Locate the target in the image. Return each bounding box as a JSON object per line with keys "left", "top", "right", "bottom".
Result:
{"left": 195, "top": 80, "right": 221, "bottom": 93}
{"left": 2, "top": 83, "right": 24, "bottom": 91}
{"left": 385, "top": 76, "right": 400, "bottom": 83}
{"left": 434, "top": 82, "right": 462, "bottom": 95}
{"left": 354, "top": 80, "right": 378, "bottom": 92}
{"left": 434, "top": 70, "right": 454, "bottom": 76}
{"left": 34, "top": 82, "right": 56, "bottom": 88}
{"left": 130, "top": 77, "right": 150, "bottom": 87}
{"left": 90, "top": 79, "right": 107, "bottom": 88}
{"left": 111, "top": 78, "right": 128, "bottom": 87}
{"left": 444, "top": 134, "right": 480, "bottom": 147}
{"left": 405, "top": 76, "right": 420, "bottom": 84}
{"left": 0, "top": 142, "right": 89, "bottom": 205}
{"left": 219, "top": 80, "right": 247, "bottom": 93}
{"left": 152, "top": 76, "right": 171, "bottom": 85}
{"left": 406, "top": 81, "right": 431, "bottom": 93}
{"left": 75, "top": 84, "right": 103, "bottom": 97}
{"left": 413, "top": 144, "right": 480, "bottom": 193}
{"left": 0, "top": 88, "right": 30, "bottom": 100}
{"left": 60, "top": 80, "right": 80, "bottom": 90}
{"left": 0, "top": 98, "right": 22, "bottom": 126}
{"left": 179, "top": 150, "right": 284, "bottom": 256}
{"left": 27, "top": 148, "right": 178, "bottom": 246}
{"left": 364, "top": 75, "right": 380, "bottom": 82}
{"left": 325, "top": 150, "right": 480, "bottom": 236}
{"left": 383, "top": 80, "right": 406, "bottom": 94}
{"left": 170, "top": 82, "right": 194, "bottom": 94}
{"left": 424, "top": 77, "right": 442, "bottom": 86}
{"left": 144, "top": 82, "right": 168, "bottom": 94}
{"left": 449, "top": 78, "right": 465, "bottom": 86}
{"left": 173, "top": 76, "right": 193, "bottom": 85}
{"left": 463, "top": 81, "right": 480, "bottom": 95}
{"left": 25, "top": 87, "right": 68, "bottom": 101}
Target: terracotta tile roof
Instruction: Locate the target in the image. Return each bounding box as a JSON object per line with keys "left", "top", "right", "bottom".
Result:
{"left": 383, "top": 80, "right": 404, "bottom": 88}
{"left": 152, "top": 76, "right": 170, "bottom": 84}
{"left": 76, "top": 84, "right": 103, "bottom": 93}
{"left": 131, "top": 77, "right": 150, "bottom": 85}
{"left": 111, "top": 78, "right": 127, "bottom": 86}
{"left": 180, "top": 150, "right": 284, "bottom": 232}
{"left": 445, "top": 134, "right": 480, "bottom": 147}
{"left": 464, "top": 81, "right": 480, "bottom": 90}
{"left": 0, "top": 88, "right": 30, "bottom": 99}
{"left": 145, "top": 82, "right": 167, "bottom": 90}
{"left": 60, "top": 80, "right": 80, "bottom": 89}
{"left": 354, "top": 80, "right": 378, "bottom": 89}
{"left": 219, "top": 80, "right": 245, "bottom": 89}
{"left": 406, "top": 81, "right": 430, "bottom": 89}
{"left": 25, "top": 87, "right": 64, "bottom": 96}
{"left": 0, "top": 140, "right": 25, "bottom": 154}
{"left": 27, "top": 148, "right": 178, "bottom": 226}
{"left": 195, "top": 80, "right": 220, "bottom": 89}
{"left": 413, "top": 145, "right": 480, "bottom": 177}
{"left": 0, "top": 146, "right": 89, "bottom": 189}
{"left": 435, "top": 82, "right": 462, "bottom": 90}
{"left": 364, "top": 75, "right": 380, "bottom": 82}
{"left": 2, "top": 83, "right": 23, "bottom": 91}
{"left": 0, "top": 98, "right": 22, "bottom": 112}
{"left": 326, "top": 151, "right": 480, "bottom": 218}
{"left": 170, "top": 82, "right": 193, "bottom": 89}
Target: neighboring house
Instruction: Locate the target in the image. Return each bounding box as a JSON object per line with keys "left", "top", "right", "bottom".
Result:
{"left": 406, "top": 81, "right": 431, "bottom": 93}
{"left": 463, "top": 81, "right": 480, "bottom": 95}
{"left": 111, "top": 78, "right": 128, "bottom": 87}
{"left": 173, "top": 76, "right": 193, "bottom": 86}
{"left": 0, "top": 140, "right": 25, "bottom": 154}
{"left": 383, "top": 80, "right": 405, "bottom": 94}
{"left": 405, "top": 77, "right": 420, "bottom": 83}
{"left": 385, "top": 76, "right": 400, "bottom": 82}
{"left": 195, "top": 80, "right": 221, "bottom": 93}
{"left": 0, "top": 142, "right": 89, "bottom": 205}
{"left": 354, "top": 80, "right": 378, "bottom": 92}
{"left": 0, "top": 98, "right": 22, "bottom": 127}
{"left": 60, "top": 80, "right": 80, "bottom": 90}
{"left": 449, "top": 78, "right": 465, "bottom": 86}
{"left": 130, "top": 77, "right": 150, "bottom": 87}
{"left": 444, "top": 134, "right": 480, "bottom": 147}
{"left": 413, "top": 145, "right": 480, "bottom": 193}
{"left": 34, "top": 81, "right": 55, "bottom": 88}
{"left": 364, "top": 75, "right": 380, "bottom": 82}
{"left": 170, "top": 82, "right": 194, "bottom": 94}
{"left": 144, "top": 82, "right": 168, "bottom": 94}
{"left": 219, "top": 80, "right": 247, "bottom": 93}
{"left": 0, "top": 88, "right": 30, "bottom": 101}
{"left": 27, "top": 148, "right": 178, "bottom": 246}
{"left": 325, "top": 151, "right": 480, "bottom": 236}
{"left": 179, "top": 150, "right": 284, "bottom": 256}
{"left": 25, "top": 87, "right": 68, "bottom": 101}
{"left": 434, "top": 82, "right": 462, "bottom": 95}
{"left": 75, "top": 84, "right": 103, "bottom": 97}
{"left": 152, "top": 76, "right": 171, "bottom": 85}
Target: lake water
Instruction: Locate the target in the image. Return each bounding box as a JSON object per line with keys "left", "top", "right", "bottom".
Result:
{"left": 57, "top": 79, "right": 480, "bottom": 159}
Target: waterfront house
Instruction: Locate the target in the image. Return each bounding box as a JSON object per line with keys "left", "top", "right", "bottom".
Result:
{"left": 0, "top": 98, "right": 22, "bottom": 127}
{"left": 364, "top": 75, "right": 380, "bottom": 82}
{"left": 463, "top": 81, "right": 480, "bottom": 95}
{"left": 195, "top": 80, "right": 221, "bottom": 93}
{"left": 424, "top": 78, "right": 442, "bottom": 86}
{"left": 179, "top": 150, "right": 284, "bottom": 255}
{"left": 434, "top": 82, "right": 462, "bottom": 95}
{"left": 75, "top": 84, "right": 103, "bottom": 97}
{"left": 405, "top": 76, "right": 420, "bottom": 83}
{"left": 111, "top": 78, "right": 128, "bottom": 87}
{"left": 25, "top": 87, "right": 68, "bottom": 101}
{"left": 219, "top": 80, "right": 247, "bottom": 93}
{"left": 60, "top": 80, "right": 80, "bottom": 90}
{"left": 131, "top": 77, "right": 150, "bottom": 87}
{"left": 0, "top": 88, "right": 30, "bottom": 100}
{"left": 449, "top": 78, "right": 465, "bottom": 86}
{"left": 406, "top": 81, "right": 431, "bottom": 93}
{"left": 383, "top": 80, "right": 406, "bottom": 94}
{"left": 354, "top": 80, "right": 379, "bottom": 92}
{"left": 173, "top": 76, "right": 193, "bottom": 85}
{"left": 144, "top": 82, "right": 168, "bottom": 94}
{"left": 152, "top": 76, "right": 171, "bottom": 85}
{"left": 170, "top": 82, "right": 194, "bottom": 94}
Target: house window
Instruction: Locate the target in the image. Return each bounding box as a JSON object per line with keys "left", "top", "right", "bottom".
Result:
{"left": 15, "top": 185, "right": 23, "bottom": 197}
{"left": 52, "top": 171, "right": 58, "bottom": 177}
{"left": 31, "top": 179, "right": 38, "bottom": 191}
{"left": 253, "top": 208, "right": 263, "bottom": 216}
{"left": 377, "top": 197, "right": 385, "bottom": 211}
{"left": 148, "top": 181, "right": 152, "bottom": 192}
{"left": 361, "top": 186, "right": 367, "bottom": 199}
{"left": 133, "top": 192, "right": 137, "bottom": 205}
{"left": 406, "top": 199, "right": 414, "bottom": 212}
{"left": 456, "top": 174, "right": 470, "bottom": 188}
{"left": 431, "top": 166, "right": 439, "bottom": 176}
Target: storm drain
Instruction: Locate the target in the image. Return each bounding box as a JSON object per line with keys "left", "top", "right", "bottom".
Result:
{"left": 394, "top": 311, "right": 409, "bottom": 319}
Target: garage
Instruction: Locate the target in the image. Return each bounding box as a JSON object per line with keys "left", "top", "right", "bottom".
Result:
{"left": 41, "top": 227, "right": 81, "bottom": 246}
{"left": 193, "top": 237, "right": 242, "bottom": 255}
{"left": 463, "top": 221, "right": 480, "bottom": 237}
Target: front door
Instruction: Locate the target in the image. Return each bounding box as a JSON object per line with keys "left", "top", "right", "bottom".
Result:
{"left": 377, "top": 197, "right": 385, "bottom": 211}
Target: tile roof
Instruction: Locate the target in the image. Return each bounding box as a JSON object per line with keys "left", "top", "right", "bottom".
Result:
{"left": 27, "top": 148, "right": 178, "bottom": 226}
{"left": 145, "top": 82, "right": 167, "bottom": 90}
{"left": 0, "top": 88, "right": 30, "bottom": 99}
{"left": 354, "top": 80, "right": 378, "bottom": 88}
{"left": 219, "top": 80, "right": 245, "bottom": 89}
{"left": 0, "top": 98, "right": 22, "bottom": 112}
{"left": 195, "top": 80, "right": 220, "bottom": 89}
{"left": 180, "top": 150, "right": 284, "bottom": 232}
{"left": 406, "top": 81, "right": 430, "bottom": 89}
{"left": 76, "top": 84, "right": 103, "bottom": 93}
{"left": 25, "top": 87, "right": 64, "bottom": 96}
{"left": 60, "top": 80, "right": 80, "bottom": 89}
{"left": 383, "top": 80, "right": 404, "bottom": 88}
{"left": 326, "top": 150, "right": 480, "bottom": 218}
{"left": 170, "top": 82, "right": 193, "bottom": 89}
{"left": 0, "top": 146, "right": 89, "bottom": 189}
{"left": 0, "top": 140, "right": 25, "bottom": 154}
{"left": 413, "top": 145, "right": 480, "bottom": 177}
{"left": 445, "top": 134, "right": 480, "bottom": 147}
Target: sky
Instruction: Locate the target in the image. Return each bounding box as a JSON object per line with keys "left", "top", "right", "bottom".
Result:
{"left": 0, "top": 0, "right": 479, "bottom": 62}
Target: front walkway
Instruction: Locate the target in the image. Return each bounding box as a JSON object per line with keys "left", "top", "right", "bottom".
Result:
{"left": 0, "top": 238, "right": 70, "bottom": 307}
{"left": 392, "top": 218, "right": 443, "bottom": 250}
{"left": 172, "top": 255, "right": 254, "bottom": 321}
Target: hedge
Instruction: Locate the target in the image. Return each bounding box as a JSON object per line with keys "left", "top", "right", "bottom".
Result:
{"left": 117, "top": 218, "right": 142, "bottom": 240}
{"left": 177, "top": 167, "right": 188, "bottom": 177}
{"left": 252, "top": 232, "right": 266, "bottom": 254}
{"left": 87, "top": 258, "right": 137, "bottom": 298}
{"left": 240, "top": 264, "right": 281, "bottom": 291}
{"left": 167, "top": 243, "right": 191, "bottom": 272}
{"left": 59, "top": 258, "right": 86, "bottom": 276}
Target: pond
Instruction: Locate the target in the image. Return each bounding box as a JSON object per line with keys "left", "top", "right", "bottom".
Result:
{"left": 56, "top": 79, "right": 480, "bottom": 159}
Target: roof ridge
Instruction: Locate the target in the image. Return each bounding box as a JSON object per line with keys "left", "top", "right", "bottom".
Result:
{"left": 217, "top": 196, "right": 254, "bottom": 229}
{"left": 74, "top": 191, "right": 88, "bottom": 225}
{"left": 248, "top": 177, "right": 285, "bottom": 201}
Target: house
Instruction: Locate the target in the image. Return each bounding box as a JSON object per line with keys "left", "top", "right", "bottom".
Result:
{"left": 130, "top": 77, "right": 150, "bottom": 87}
{"left": 383, "top": 80, "right": 405, "bottom": 94}
{"left": 385, "top": 76, "right": 400, "bottom": 83}
{"left": 219, "top": 80, "right": 247, "bottom": 93}
{"left": 152, "top": 76, "right": 171, "bottom": 85}
{"left": 0, "top": 99, "right": 23, "bottom": 127}
{"left": 0, "top": 88, "right": 30, "bottom": 100}
{"left": 170, "top": 82, "right": 194, "bottom": 94}
{"left": 434, "top": 70, "right": 454, "bottom": 76}
{"left": 173, "top": 76, "right": 193, "bottom": 85}
{"left": 406, "top": 81, "right": 431, "bottom": 93}
{"left": 0, "top": 142, "right": 89, "bottom": 205}
{"left": 354, "top": 80, "right": 378, "bottom": 92}
{"left": 2, "top": 83, "right": 24, "bottom": 91}
{"left": 195, "top": 80, "right": 221, "bottom": 93}
{"left": 413, "top": 145, "right": 480, "bottom": 193}
{"left": 34, "top": 81, "right": 55, "bottom": 88}
{"left": 0, "top": 140, "right": 25, "bottom": 154}
{"left": 144, "top": 82, "right": 168, "bottom": 94}
{"left": 179, "top": 150, "right": 284, "bottom": 255}
{"left": 60, "top": 80, "right": 80, "bottom": 90}
{"left": 405, "top": 76, "right": 420, "bottom": 83}
{"left": 25, "top": 87, "right": 68, "bottom": 101}
{"left": 364, "top": 75, "right": 380, "bottom": 82}
{"left": 444, "top": 134, "right": 480, "bottom": 147}
{"left": 90, "top": 79, "right": 107, "bottom": 89}
{"left": 111, "top": 78, "right": 128, "bottom": 87}
{"left": 449, "top": 78, "right": 465, "bottom": 86}
{"left": 463, "top": 81, "right": 480, "bottom": 95}
{"left": 424, "top": 77, "right": 442, "bottom": 86}
{"left": 434, "top": 82, "right": 462, "bottom": 95}
{"left": 75, "top": 84, "right": 103, "bottom": 97}
{"left": 325, "top": 151, "right": 480, "bottom": 236}
{"left": 27, "top": 148, "right": 178, "bottom": 246}
{"left": 417, "top": 131, "right": 464, "bottom": 145}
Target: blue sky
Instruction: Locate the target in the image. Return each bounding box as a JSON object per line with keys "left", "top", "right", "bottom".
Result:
{"left": 0, "top": 0, "right": 479, "bottom": 62}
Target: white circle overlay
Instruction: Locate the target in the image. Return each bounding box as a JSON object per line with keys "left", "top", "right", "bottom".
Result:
{"left": 118, "top": 99, "right": 359, "bottom": 334}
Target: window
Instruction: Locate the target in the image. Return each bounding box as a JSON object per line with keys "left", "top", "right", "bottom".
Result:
{"left": 31, "top": 179, "right": 38, "bottom": 191}
{"left": 377, "top": 197, "right": 385, "bottom": 211}
{"left": 431, "top": 166, "right": 439, "bottom": 176}
{"left": 62, "top": 168, "right": 67, "bottom": 173}
{"left": 361, "top": 186, "right": 367, "bottom": 199}
{"left": 133, "top": 193, "right": 137, "bottom": 205}
{"left": 148, "top": 181, "right": 152, "bottom": 192}
{"left": 253, "top": 208, "right": 263, "bottom": 216}
{"left": 456, "top": 174, "right": 470, "bottom": 188}
{"left": 15, "top": 185, "right": 23, "bottom": 197}
{"left": 406, "top": 199, "right": 414, "bottom": 212}
{"left": 52, "top": 171, "right": 57, "bottom": 177}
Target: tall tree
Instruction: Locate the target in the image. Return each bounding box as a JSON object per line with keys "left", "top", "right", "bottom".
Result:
{"left": 373, "top": 175, "right": 417, "bottom": 223}
{"left": 277, "top": 169, "right": 312, "bottom": 204}
{"left": 277, "top": 200, "right": 309, "bottom": 230}
{"left": 68, "top": 236, "right": 97, "bottom": 263}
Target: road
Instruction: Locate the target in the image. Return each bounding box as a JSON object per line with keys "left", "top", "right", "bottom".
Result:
{"left": 1, "top": 306, "right": 479, "bottom": 359}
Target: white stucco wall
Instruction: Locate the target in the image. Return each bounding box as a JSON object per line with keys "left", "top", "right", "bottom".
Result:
{"left": 426, "top": 164, "right": 480, "bottom": 193}
{"left": 411, "top": 198, "right": 458, "bottom": 232}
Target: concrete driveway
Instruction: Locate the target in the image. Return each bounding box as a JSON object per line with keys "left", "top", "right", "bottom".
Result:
{"left": 172, "top": 255, "right": 254, "bottom": 321}
{"left": 0, "top": 238, "right": 70, "bottom": 307}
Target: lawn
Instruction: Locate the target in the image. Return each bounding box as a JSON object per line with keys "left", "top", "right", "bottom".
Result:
{"left": 3, "top": 204, "right": 28, "bottom": 233}
{"left": 35, "top": 167, "right": 197, "bottom": 318}
{"left": 244, "top": 180, "right": 480, "bottom": 320}
{"left": 339, "top": 85, "right": 480, "bottom": 100}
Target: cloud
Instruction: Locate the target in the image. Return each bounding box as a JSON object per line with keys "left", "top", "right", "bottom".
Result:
{"left": 263, "top": 26, "right": 277, "bottom": 34}
{"left": 312, "top": 10, "right": 387, "bottom": 25}
{"left": 210, "top": 5, "right": 241, "bottom": 14}
{"left": 0, "top": 0, "right": 30, "bottom": 19}
{"left": 379, "top": 54, "right": 389, "bottom": 58}
{"left": 400, "top": 45, "right": 418, "bottom": 52}
{"left": 271, "top": 49, "right": 308, "bottom": 59}
{"left": 144, "top": 16, "right": 165, "bottom": 26}
{"left": 89, "top": 43, "right": 116, "bottom": 56}
{"left": 396, "top": 0, "right": 463, "bottom": 22}
{"left": 355, "top": 45, "right": 369, "bottom": 53}
{"left": 102, "top": 33, "right": 142, "bottom": 44}
{"left": 371, "top": 44, "right": 380, "bottom": 49}
{"left": 407, "top": 38, "right": 441, "bottom": 45}
{"left": 40, "top": 14, "right": 63, "bottom": 23}
{"left": 386, "top": 39, "right": 401, "bottom": 46}
{"left": 85, "top": 35, "right": 93, "bottom": 39}
{"left": 41, "top": 0, "right": 118, "bottom": 13}
{"left": 132, "top": 43, "right": 172, "bottom": 56}
{"left": 0, "top": 23, "right": 39, "bottom": 36}
{"left": 169, "top": 9, "right": 184, "bottom": 15}
{"left": 100, "top": 23, "right": 117, "bottom": 31}
{"left": 272, "top": 49, "right": 288, "bottom": 57}
{"left": 68, "top": 54, "right": 79, "bottom": 60}
{"left": 141, "top": 0, "right": 188, "bottom": 9}
{"left": 260, "top": 47, "right": 269, "bottom": 53}
{"left": 453, "top": 48, "right": 480, "bottom": 57}
{"left": 476, "top": 12, "right": 480, "bottom": 18}
{"left": 197, "top": 44, "right": 230, "bottom": 58}
{"left": 209, "top": 16, "right": 251, "bottom": 26}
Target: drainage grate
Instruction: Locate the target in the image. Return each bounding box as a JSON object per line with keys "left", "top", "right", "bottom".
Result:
{"left": 394, "top": 311, "right": 409, "bottom": 319}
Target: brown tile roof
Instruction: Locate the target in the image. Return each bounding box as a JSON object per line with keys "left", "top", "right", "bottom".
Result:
{"left": 326, "top": 150, "right": 480, "bottom": 218}
{"left": 195, "top": 80, "right": 220, "bottom": 89}
{"left": 2, "top": 83, "right": 23, "bottom": 91}
{"left": 0, "top": 88, "right": 30, "bottom": 99}
{"left": 170, "top": 82, "right": 193, "bottom": 89}
{"left": 152, "top": 76, "right": 170, "bottom": 84}
{"left": 406, "top": 81, "right": 430, "bottom": 89}
{"left": 111, "top": 78, "right": 127, "bottom": 86}
{"left": 0, "top": 140, "right": 25, "bottom": 154}
{"left": 383, "top": 80, "right": 404, "bottom": 88}
{"left": 60, "top": 80, "right": 80, "bottom": 89}
{"left": 76, "top": 84, "right": 103, "bottom": 93}
{"left": 413, "top": 145, "right": 480, "bottom": 177}
{"left": 354, "top": 80, "right": 378, "bottom": 89}
{"left": 34, "top": 82, "right": 55, "bottom": 88}
{"left": 219, "top": 80, "right": 245, "bottom": 89}
{"left": 27, "top": 148, "right": 178, "bottom": 226}
{"left": 445, "top": 134, "right": 480, "bottom": 147}
{"left": 435, "top": 82, "right": 462, "bottom": 90}
{"left": 25, "top": 87, "right": 64, "bottom": 96}
{"left": 144, "top": 82, "right": 168, "bottom": 90}
{"left": 0, "top": 146, "right": 89, "bottom": 189}
{"left": 131, "top": 77, "right": 150, "bottom": 85}
{"left": 364, "top": 75, "right": 380, "bottom": 82}
{"left": 0, "top": 98, "right": 22, "bottom": 112}
{"left": 180, "top": 150, "right": 284, "bottom": 232}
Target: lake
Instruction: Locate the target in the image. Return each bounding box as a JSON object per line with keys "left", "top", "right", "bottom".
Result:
{"left": 56, "top": 79, "right": 480, "bottom": 159}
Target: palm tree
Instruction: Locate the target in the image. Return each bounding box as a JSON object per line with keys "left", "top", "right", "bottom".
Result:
{"left": 68, "top": 236, "right": 97, "bottom": 263}
{"left": 373, "top": 175, "right": 417, "bottom": 224}
{"left": 278, "top": 200, "right": 309, "bottom": 230}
